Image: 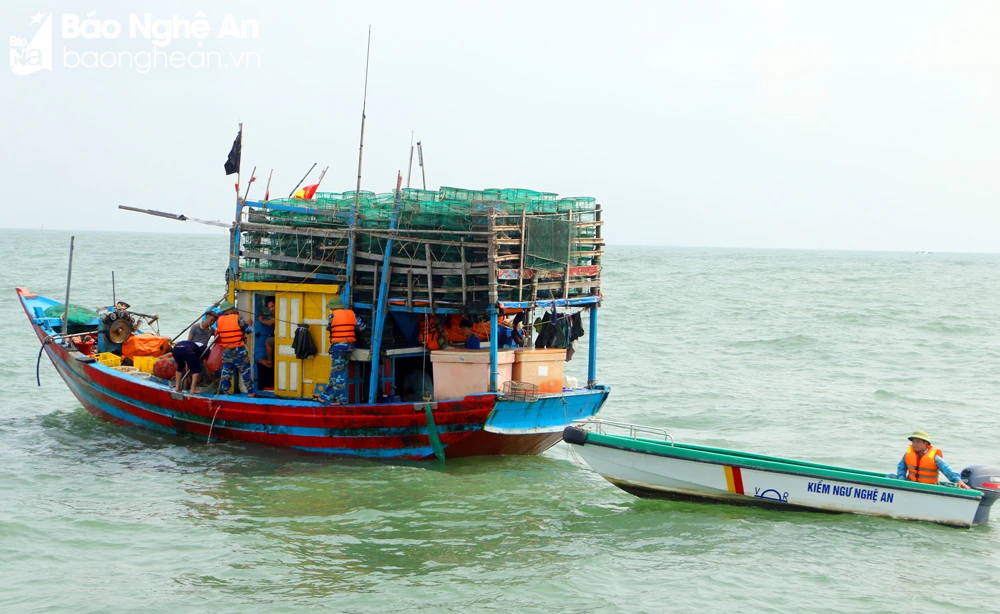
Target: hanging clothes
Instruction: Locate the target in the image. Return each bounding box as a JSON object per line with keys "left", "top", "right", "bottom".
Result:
{"left": 570, "top": 312, "right": 585, "bottom": 342}
{"left": 292, "top": 324, "right": 318, "bottom": 359}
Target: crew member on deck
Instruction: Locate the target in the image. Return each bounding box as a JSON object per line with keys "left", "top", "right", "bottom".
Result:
{"left": 316, "top": 296, "right": 366, "bottom": 405}
{"left": 254, "top": 296, "right": 276, "bottom": 368}
{"left": 460, "top": 318, "right": 481, "bottom": 349}
{"left": 216, "top": 301, "right": 256, "bottom": 398}
{"left": 895, "top": 430, "right": 970, "bottom": 488}
{"left": 254, "top": 296, "right": 276, "bottom": 390}
{"left": 188, "top": 310, "right": 217, "bottom": 349}
{"left": 171, "top": 309, "right": 218, "bottom": 393}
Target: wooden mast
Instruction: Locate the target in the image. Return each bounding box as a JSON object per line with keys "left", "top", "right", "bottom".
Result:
{"left": 346, "top": 26, "right": 372, "bottom": 307}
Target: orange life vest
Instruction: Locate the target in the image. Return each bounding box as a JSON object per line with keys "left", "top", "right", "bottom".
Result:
{"left": 329, "top": 309, "right": 357, "bottom": 344}
{"left": 418, "top": 315, "right": 440, "bottom": 350}
{"left": 904, "top": 445, "right": 942, "bottom": 483}
{"left": 216, "top": 314, "right": 245, "bottom": 348}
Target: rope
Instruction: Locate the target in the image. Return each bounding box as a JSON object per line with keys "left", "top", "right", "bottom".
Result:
{"left": 206, "top": 402, "right": 223, "bottom": 443}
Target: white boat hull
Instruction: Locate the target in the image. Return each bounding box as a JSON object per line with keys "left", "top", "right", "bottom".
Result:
{"left": 572, "top": 442, "right": 981, "bottom": 527}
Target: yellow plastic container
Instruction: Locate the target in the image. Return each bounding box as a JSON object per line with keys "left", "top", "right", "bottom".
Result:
{"left": 132, "top": 355, "right": 157, "bottom": 374}
{"left": 95, "top": 352, "right": 121, "bottom": 368}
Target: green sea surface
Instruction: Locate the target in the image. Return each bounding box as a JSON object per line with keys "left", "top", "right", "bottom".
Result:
{"left": 1, "top": 229, "right": 997, "bottom": 613}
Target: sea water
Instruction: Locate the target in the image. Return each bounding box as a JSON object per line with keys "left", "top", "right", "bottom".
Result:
{"left": 1, "top": 230, "right": 997, "bottom": 613}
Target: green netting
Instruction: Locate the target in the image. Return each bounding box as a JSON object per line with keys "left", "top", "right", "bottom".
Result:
{"left": 44, "top": 303, "right": 100, "bottom": 325}
{"left": 525, "top": 217, "right": 576, "bottom": 269}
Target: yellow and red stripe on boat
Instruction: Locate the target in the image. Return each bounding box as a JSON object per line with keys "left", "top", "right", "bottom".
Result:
{"left": 724, "top": 466, "right": 745, "bottom": 495}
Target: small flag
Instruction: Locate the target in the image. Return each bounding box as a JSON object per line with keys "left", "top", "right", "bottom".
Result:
{"left": 224, "top": 130, "right": 242, "bottom": 175}
{"left": 293, "top": 183, "right": 319, "bottom": 200}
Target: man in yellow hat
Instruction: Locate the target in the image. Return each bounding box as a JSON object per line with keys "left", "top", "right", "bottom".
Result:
{"left": 315, "top": 295, "right": 366, "bottom": 405}
{"left": 895, "top": 430, "right": 970, "bottom": 488}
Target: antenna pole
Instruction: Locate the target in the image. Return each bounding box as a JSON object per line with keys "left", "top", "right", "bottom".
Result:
{"left": 263, "top": 168, "right": 274, "bottom": 201}
{"left": 62, "top": 236, "right": 75, "bottom": 336}
{"left": 406, "top": 131, "right": 414, "bottom": 189}
{"left": 241, "top": 165, "right": 257, "bottom": 203}
{"left": 417, "top": 141, "right": 427, "bottom": 190}
{"left": 348, "top": 26, "right": 372, "bottom": 305}
{"left": 288, "top": 163, "right": 317, "bottom": 198}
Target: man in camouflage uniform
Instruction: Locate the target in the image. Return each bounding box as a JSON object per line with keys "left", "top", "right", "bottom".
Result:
{"left": 216, "top": 300, "right": 256, "bottom": 398}
{"left": 317, "top": 295, "right": 365, "bottom": 405}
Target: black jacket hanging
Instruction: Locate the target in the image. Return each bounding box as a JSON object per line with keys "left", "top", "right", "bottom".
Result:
{"left": 292, "top": 324, "right": 318, "bottom": 359}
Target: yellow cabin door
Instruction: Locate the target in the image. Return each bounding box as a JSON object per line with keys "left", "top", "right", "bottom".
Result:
{"left": 274, "top": 292, "right": 303, "bottom": 397}
{"left": 301, "top": 291, "right": 332, "bottom": 399}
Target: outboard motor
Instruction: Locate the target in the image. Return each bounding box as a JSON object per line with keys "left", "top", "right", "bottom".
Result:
{"left": 961, "top": 465, "right": 1000, "bottom": 524}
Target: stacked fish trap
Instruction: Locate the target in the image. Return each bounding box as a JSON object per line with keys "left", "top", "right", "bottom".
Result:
{"left": 238, "top": 186, "right": 604, "bottom": 309}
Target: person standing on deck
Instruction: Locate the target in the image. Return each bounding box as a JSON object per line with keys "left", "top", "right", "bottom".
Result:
{"left": 459, "top": 319, "right": 481, "bottom": 349}
{"left": 216, "top": 301, "right": 256, "bottom": 398}
{"left": 254, "top": 296, "right": 276, "bottom": 368}
{"left": 254, "top": 297, "right": 276, "bottom": 390}
{"left": 188, "top": 309, "right": 217, "bottom": 350}
{"left": 896, "top": 430, "right": 970, "bottom": 488}
{"left": 316, "top": 296, "right": 366, "bottom": 405}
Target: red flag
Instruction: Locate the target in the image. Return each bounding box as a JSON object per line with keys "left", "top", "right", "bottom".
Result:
{"left": 293, "top": 183, "right": 319, "bottom": 200}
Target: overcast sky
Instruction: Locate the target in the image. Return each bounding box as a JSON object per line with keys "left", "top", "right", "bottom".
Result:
{"left": 2, "top": 0, "right": 998, "bottom": 252}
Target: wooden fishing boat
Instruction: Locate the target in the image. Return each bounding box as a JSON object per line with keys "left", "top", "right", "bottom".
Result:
{"left": 563, "top": 420, "right": 1000, "bottom": 527}
{"left": 19, "top": 172, "right": 610, "bottom": 460}
{"left": 19, "top": 284, "right": 607, "bottom": 459}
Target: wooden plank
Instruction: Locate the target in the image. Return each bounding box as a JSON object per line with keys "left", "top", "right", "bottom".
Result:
{"left": 501, "top": 280, "right": 598, "bottom": 292}
{"left": 241, "top": 222, "right": 348, "bottom": 240}
{"left": 424, "top": 244, "right": 435, "bottom": 314}
{"left": 564, "top": 210, "right": 572, "bottom": 300}
{"left": 240, "top": 249, "right": 344, "bottom": 272}
{"left": 488, "top": 207, "right": 498, "bottom": 304}
{"left": 363, "top": 230, "right": 489, "bottom": 249}
{"left": 495, "top": 265, "right": 601, "bottom": 280}
{"left": 406, "top": 269, "right": 413, "bottom": 312}
{"left": 238, "top": 266, "right": 346, "bottom": 281}
{"left": 354, "top": 250, "right": 489, "bottom": 274}
{"left": 518, "top": 209, "right": 526, "bottom": 302}
{"left": 354, "top": 283, "right": 491, "bottom": 294}
{"left": 460, "top": 241, "right": 468, "bottom": 306}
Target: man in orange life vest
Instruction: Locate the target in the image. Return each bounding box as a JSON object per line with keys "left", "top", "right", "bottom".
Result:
{"left": 215, "top": 301, "right": 256, "bottom": 398}
{"left": 895, "top": 430, "right": 970, "bottom": 488}
{"left": 316, "top": 295, "right": 366, "bottom": 405}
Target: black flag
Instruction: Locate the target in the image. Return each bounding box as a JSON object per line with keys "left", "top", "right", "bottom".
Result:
{"left": 224, "top": 130, "right": 242, "bottom": 175}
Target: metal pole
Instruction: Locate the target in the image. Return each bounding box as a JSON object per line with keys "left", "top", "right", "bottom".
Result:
{"left": 288, "top": 162, "right": 317, "bottom": 198}
{"left": 368, "top": 172, "right": 403, "bottom": 403}
{"left": 406, "top": 131, "right": 414, "bottom": 189}
{"left": 587, "top": 305, "right": 598, "bottom": 387}
{"left": 62, "top": 236, "right": 75, "bottom": 336}
{"left": 417, "top": 141, "right": 427, "bottom": 190}
{"left": 489, "top": 304, "right": 499, "bottom": 392}
{"left": 111, "top": 271, "right": 116, "bottom": 306}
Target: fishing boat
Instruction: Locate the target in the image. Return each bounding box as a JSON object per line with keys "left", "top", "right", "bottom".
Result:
{"left": 563, "top": 420, "right": 1000, "bottom": 527}
{"left": 19, "top": 155, "right": 609, "bottom": 459}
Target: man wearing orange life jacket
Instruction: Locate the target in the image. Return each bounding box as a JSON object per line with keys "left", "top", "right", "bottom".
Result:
{"left": 895, "top": 430, "right": 970, "bottom": 488}
{"left": 316, "top": 295, "right": 366, "bottom": 405}
{"left": 215, "top": 301, "right": 256, "bottom": 398}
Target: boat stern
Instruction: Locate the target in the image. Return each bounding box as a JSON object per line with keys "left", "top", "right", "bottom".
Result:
{"left": 962, "top": 465, "right": 1000, "bottom": 524}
